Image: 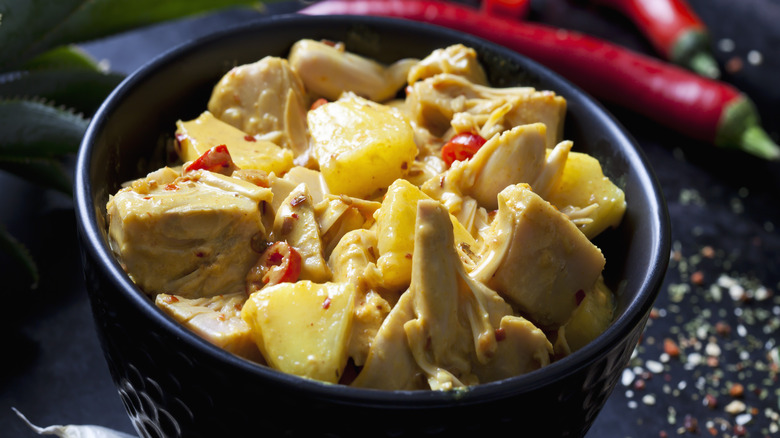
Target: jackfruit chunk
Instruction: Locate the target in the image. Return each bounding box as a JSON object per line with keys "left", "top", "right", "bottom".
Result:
{"left": 308, "top": 93, "right": 417, "bottom": 199}
{"left": 471, "top": 315, "right": 553, "bottom": 383}
{"left": 155, "top": 293, "right": 262, "bottom": 362}
{"left": 473, "top": 183, "right": 605, "bottom": 329}
{"left": 241, "top": 281, "right": 355, "bottom": 383}
{"left": 207, "top": 56, "right": 310, "bottom": 162}
{"left": 460, "top": 122, "right": 548, "bottom": 211}
{"left": 405, "top": 73, "right": 565, "bottom": 145}
{"left": 107, "top": 169, "right": 271, "bottom": 298}
{"left": 175, "top": 111, "right": 294, "bottom": 176}
{"left": 289, "top": 39, "right": 416, "bottom": 103}
{"left": 328, "top": 229, "right": 391, "bottom": 367}
{"left": 546, "top": 151, "right": 627, "bottom": 239}
{"left": 407, "top": 44, "right": 488, "bottom": 85}
{"left": 272, "top": 183, "right": 331, "bottom": 283}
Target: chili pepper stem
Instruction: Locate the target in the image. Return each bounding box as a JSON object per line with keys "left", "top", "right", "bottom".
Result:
{"left": 738, "top": 126, "right": 780, "bottom": 161}
{"left": 671, "top": 30, "right": 720, "bottom": 79}
{"left": 688, "top": 52, "right": 720, "bottom": 80}
{"left": 716, "top": 96, "right": 780, "bottom": 161}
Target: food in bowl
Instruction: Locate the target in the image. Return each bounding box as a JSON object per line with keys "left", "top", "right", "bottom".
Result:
{"left": 105, "top": 39, "right": 626, "bottom": 390}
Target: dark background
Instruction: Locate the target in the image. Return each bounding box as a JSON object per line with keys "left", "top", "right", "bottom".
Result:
{"left": 2, "top": 0, "right": 778, "bottom": 436}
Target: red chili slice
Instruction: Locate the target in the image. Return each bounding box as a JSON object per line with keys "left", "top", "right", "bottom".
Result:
{"left": 441, "top": 132, "right": 487, "bottom": 167}
{"left": 184, "top": 144, "right": 237, "bottom": 175}
{"left": 247, "top": 241, "right": 302, "bottom": 293}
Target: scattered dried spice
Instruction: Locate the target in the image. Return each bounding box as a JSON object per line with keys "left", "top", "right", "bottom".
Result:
{"left": 614, "top": 184, "right": 780, "bottom": 437}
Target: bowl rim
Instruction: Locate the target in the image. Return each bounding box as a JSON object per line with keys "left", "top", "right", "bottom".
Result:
{"left": 74, "top": 13, "right": 671, "bottom": 406}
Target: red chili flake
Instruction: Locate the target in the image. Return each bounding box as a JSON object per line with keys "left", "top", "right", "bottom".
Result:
{"left": 707, "top": 426, "right": 718, "bottom": 436}
{"left": 162, "top": 295, "right": 179, "bottom": 304}
{"left": 401, "top": 161, "right": 408, "bottom": 170}
{"left": 690, "top": 270, "right": 704, "bottom": 285}
{"left": 575, "top": 289, "right": 586, "bottom": 305}
{"left": 683, "top": 415, "right": 699, "bottom": 433}
{"left": 650, "top": 308, "right": 661, "bottom": 319}
{"left": 195, "top": 251, "right": 205, "bottom": 258}
{"left": 244, "top": 135, "right": 257, "bottom": 142}
{"left": 659, "top": 431, "right": 668, "bottom": 438}
{"left": 729, "top": 382, "right": 744, "bottom": 398}
{"left": 633, "top": 379, "right": 646, "bottom": 390}
{"left": 310, "top": 97, "right": 328, "bottom": 110}
{"left": 495, "top": 327, "right": 506, "bottom": 342}
{"left": 405, "top": 253, "right": 412, "bottom": 259}
{"left": 664, "top": 338, "right": 680, "bottom": 357}
{"left": 217, "top": 313, "right": 226, "bottom": 321}
{"left": 290, "top": 195, "right": 307, "bottom": 207}
{"left": 322, "top": 297, "right": 331, "bottom": 310}
{"left": 733, "top": 424, "right": 746, "bottom": 436}
{"left": 281, "top": 216, "right": 295, "bottom": 235}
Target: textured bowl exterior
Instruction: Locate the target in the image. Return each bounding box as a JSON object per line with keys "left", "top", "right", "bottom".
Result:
{"left": 75, "top": 14, "right": 670, "bottom": 438}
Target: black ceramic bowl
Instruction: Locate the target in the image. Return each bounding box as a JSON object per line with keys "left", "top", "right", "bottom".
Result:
{"left": 75, "top": 14, "right": 670, "bottom": 438}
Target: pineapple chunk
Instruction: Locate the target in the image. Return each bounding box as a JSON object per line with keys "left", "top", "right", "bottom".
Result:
{"left": 241, "top": 281, "right": 355, "bottom": 383}
{"left": 561, "top": 277, "right": 614, "bottom": 352}
{"left": 175, "top": 111, "right": 294, "bottom": 176}
{"left": 375, "top": 179, "right": 477, "bottom": 291}
{"left": 546, "top": 151, "right": 626, "bottom": 240}
{"left": 308, "top": 93, "right": 417, "bottom": 199}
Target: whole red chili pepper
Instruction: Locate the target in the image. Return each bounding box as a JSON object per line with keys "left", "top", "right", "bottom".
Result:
{"left": 481, "top": 0, "right": 530, "bottom": 20}
{"left": 301, "top": 0, "right": 779, "bottom": 161}
{"left": 588, "top": 0, "right": 720, "bottom": 79}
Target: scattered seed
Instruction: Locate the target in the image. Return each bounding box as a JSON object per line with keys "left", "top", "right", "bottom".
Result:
{"left": 725, "top": 400, "right": 747, "bottom": 415}
{"left": 726, "top": 56, "right": 743, "bottom": 73}
{"left": 747, "top": 50, "right": 763, "bottom": 65}
{"left": 718, "top": 38, "right": 735, "bottom": 52}
{"left": 646, "top": 360, "right": 664, "bottom": 374}
{"left": 704, "top": 394, "right": 718, "bottom": 409}
{"left": 683, "top": 414, "right": 699, "bottom": 433}
{"left": 730, "top": 382, "right": 745, "bottom": 398}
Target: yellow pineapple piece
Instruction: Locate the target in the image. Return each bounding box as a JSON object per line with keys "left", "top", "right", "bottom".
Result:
{"left": 546, "top": 151, "right": 626, "bottom": 240}
{"left": 308, "top": 93, "right": 417, "bottom": 199}
{"left": 562, "top": 277, "right": 614, "bottom": 352}
{"left": 241, "top": 281, "right": 355, "bottom": 383}
{"left": 175, "top": 111, "right": 294, "bottom": 176}
{"left": 375, "top": 179, "right": 477, "bottom": 291}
